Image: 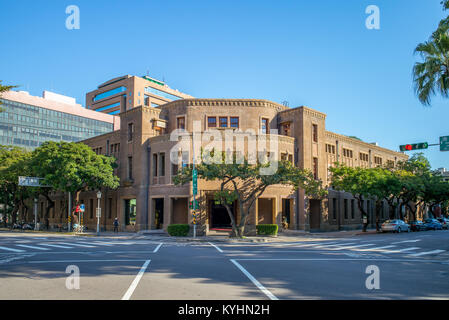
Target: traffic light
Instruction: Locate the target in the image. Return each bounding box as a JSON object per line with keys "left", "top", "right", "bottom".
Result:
{"left": 399, "top": 142, "right": 428, "bottom": 152}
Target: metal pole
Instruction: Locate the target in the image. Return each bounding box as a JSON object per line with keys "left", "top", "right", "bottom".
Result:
{"left": 96, "top": 196, "right": 101, "bottom": 236}
{"left": 34, "top": 198, "right": 38, "bottom": 231}
{"left": 192, "top": 133, "right": 196, "bottom": 238}
{"left": 68, "top": 192, "right": 71, "bottom": 232}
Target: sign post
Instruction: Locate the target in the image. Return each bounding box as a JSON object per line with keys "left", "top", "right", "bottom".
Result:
{"left": 440, "top": 136, "right": 449, "bottom": 152}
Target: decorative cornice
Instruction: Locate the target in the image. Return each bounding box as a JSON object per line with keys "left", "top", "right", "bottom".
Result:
{"left": 160, "top": 99, "right": 288, "bottom": 111}
{"left": 278, "top": 106, "right": 326, "bottom": 119}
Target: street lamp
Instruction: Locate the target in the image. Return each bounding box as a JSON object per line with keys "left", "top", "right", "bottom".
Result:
{"left": 96, "top": 191, "right": 102, "bottom": 236}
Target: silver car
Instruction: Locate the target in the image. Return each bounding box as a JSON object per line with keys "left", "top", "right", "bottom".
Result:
{"left": 381, "top": 219, "right": 410, "bottom": 233}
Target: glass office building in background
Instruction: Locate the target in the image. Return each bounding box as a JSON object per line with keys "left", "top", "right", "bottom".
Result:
{"left": 0, "top": 90, "right": 120, "bottom": 149}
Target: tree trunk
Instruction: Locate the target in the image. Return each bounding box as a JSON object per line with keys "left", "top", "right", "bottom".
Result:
{"left": 356, "top": 195, "right": 368, "bottom": 232}
{"left": 375, "top": 200, "right": 382, "bottom": 232}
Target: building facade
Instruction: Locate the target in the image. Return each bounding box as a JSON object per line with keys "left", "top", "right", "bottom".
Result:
{"left": 85, "top": 75, "right": 194, "bottom": 115}
{"left": 36, "top": 98, "right": 407, "bottom": 234}
{"left": 0, "top": 90, "right": 119, "bottom": 149}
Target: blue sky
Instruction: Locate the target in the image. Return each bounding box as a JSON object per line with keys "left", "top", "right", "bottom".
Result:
{"left": 0, "top": 0, "right": 448, "bottom": 169}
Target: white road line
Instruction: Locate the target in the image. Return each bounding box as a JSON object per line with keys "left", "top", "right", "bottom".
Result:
{"left": 16, "top": 244, "right": 50, "bottom": 251}
{"left": 408, "top": 250, "right": 446, "bottom": 257}
{"left": 209, "top": 242, "right": 223, "bottom": 253}
{"left": 29, "top": 259, "right": 148, "bottom": 264}
{"left": 383, "top": 247, "right": 420, "bottom": 254}
{"left": 234, "top": 258, "right": 444, "bottom": 263}
{"left": 0, "top": 246, "right": 25, "bottom": 253}
{"left": 313, "top": 242, "right": 358, "bottom": 249}
{"left": 56, "top": 242, "right": 96, "bottom": 248}
{"left": 90, "top": 242, "right": 115, "bottom": 246}
{"left": 392, "top": 240, "right": 421, "bottom": 244}
{"left": 122, "top": 260, "right": 151, "bottom": 300}
{"left": 230, "top": 259, "right": 278, "bottom": 300}
{"left": 153, "top": 243, "right": 163, "bottom": 253}
{"left": 355, "top": 245, "right": 396, "bottom": 252}
{"left": 40, "top": 243, "right": 73, "bottom": 249}
{"left": 329, "top": 244, "right": 376, "bottom": 251}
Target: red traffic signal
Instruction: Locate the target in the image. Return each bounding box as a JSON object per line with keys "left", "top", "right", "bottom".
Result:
{"left": 405, "top": 144, "right": 412, "bottom": 151}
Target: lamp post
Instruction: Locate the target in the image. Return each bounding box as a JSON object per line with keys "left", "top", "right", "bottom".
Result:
{"left": 96, "top": 191, "right": 102, "bottom": 236}
{"left": 34, "top": 198, "right": 38, "bottom": 231}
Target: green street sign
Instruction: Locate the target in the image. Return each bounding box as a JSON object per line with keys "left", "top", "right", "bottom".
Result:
{"left": 192, "top": 169, "right": 198, "bottom": 179}
{"left": 440, "top": 136, "right": 449, "bottom": 152}
{"left": 192, "top": 180, "right": 198, "bottom": 195}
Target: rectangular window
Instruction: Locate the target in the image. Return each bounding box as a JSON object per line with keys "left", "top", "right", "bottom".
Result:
{"left": 177, "top": 117, "right": 185, "bottom": 129}
{"left": 208, "top": 117, "right": 217, "bottom": 128}
{"left": 172, "top": 162, "right": 179, "bottom": 176}
{"left": 144, "top": 95, "right": 150, "bottom": 106}
{"left": 152, "top": 154, "right": 158, "bottom": 177}
{"left": 326, "top": 144, "right": 336, "bottom": 154}
{"left": 344, "top": 199, "right": 348, "bottom": 219}
{"left": 159, "top": 153, "right": 165, "bottom": 177}
{"left": 360, "top": 152, "right": 369, "bottom": 162}
{"left": 374, "top": 156, "right": 382, "bottom": 165}
{"left": 351, "top": 199, "right": 355, "bottom": 219}
{"left": 219, "top": 117, "right": 228, "bottom": 128}
{"left": 230, "top": 117, "right": 239, "bottom": 128}
{"left": 128, "top": 123, "right": 134, "bottom": 142}
{"left": 261, "top": 118, "right": 269, "bottom": 134}
{"left": 89, "top": 199, "right": 94, "bottom": 219}
{"left": 343, "top": 148, "right": 353, "bottom": 158}
{"left": 313, "top": 157, "right": 318, "bottom": 180}
{"left": 128, "top": 156, "right": 133, "bottom": 180}
{"left": 312, "top": 124, "right": 318, "bottom": 142}
{"left": 108, "top": 198, "right": 112, "bottom": 219}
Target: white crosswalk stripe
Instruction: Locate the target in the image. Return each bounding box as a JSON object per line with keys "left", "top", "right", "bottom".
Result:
{"left": 40, "top": 243, "right": 73, "bottom": 249}
{"left": 56, "top": 242, "right": 96, "bottom": 248}
{"left": 354, "top": 245, "right": 397, "bottom": 252}
{"left": 329, "top": 244, "right": 376, "bottom": 251}
{"left": 16, "top": 244, "right": 50, "bottom": 251}
{"left": 408, "top": 250, "right": 446, "bottom": 257}
{"left": 0, "top": 246, "right": 25, "bottom": 253}
{"left": 383, "top": 247, "right": 420, "bottom": 254}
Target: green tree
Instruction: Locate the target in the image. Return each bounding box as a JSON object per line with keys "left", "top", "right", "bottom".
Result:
{"left": 30, "top": 141, "right": 120, "bottom": 223}
{"left": 0, "top": 81, "right": 17, "bottom": 112}
{"left": 0, "top": 145, "right": 34, "bottom": 226}
{"left": 174, "top": 155, "right": 326, "bottom": 238}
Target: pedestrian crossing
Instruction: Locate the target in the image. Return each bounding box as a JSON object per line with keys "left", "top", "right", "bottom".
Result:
{"left": 0, "top": 240, "right": 157, "bottom": 253}
{"left": 234, "top": 239, "right": 448, "bottom": 258}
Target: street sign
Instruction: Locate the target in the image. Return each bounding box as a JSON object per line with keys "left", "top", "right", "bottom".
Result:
{"left": 80, "top": 204, "right": 85, "bottom": 212}
{"left": 18, "top": 176, "right": 49, "bottom": 187}
{"left": 192, "top": 169, "right": 198, "bottom": 195}
{"left": 440, "top": 136, "right": 449, "bottom": 152}
{"left": 96, "top": 208, "right": 101, "bottom": 218}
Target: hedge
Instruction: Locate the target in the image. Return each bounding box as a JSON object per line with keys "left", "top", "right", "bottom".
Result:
{"left": 167, "top": 224, "right": 190, "bottom": 237}
{"left": 256, "top": 224, "right": 279, "bottom": 236}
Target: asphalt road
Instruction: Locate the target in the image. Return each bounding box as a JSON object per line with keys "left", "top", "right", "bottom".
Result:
{"left": 0, "top": 230, "right": 448, "bottom": 300}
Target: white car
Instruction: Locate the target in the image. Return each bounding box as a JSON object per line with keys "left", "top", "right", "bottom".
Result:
{"left": 381, "top": 219, "right": 410, "bottom": 233}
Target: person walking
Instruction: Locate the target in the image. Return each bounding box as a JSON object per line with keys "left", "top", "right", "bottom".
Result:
{"left": 113, "top": 218, "right": 119, "bottom": 233}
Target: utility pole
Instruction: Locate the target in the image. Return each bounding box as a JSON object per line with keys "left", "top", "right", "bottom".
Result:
{"left": 33, "top": 198, "right": 38, "bottom": 231}
{"left": 68, "top": 191, "right": 71, "bottom": 232}
{"left": 192, "top": 135, "right": 197, "bottom": 238}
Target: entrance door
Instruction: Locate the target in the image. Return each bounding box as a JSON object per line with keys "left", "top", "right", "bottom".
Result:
{"left": 210, "top": 201, "right": 234, "bottom": 229}
{"left": 153, "top": 198, "right": 164, "bottom": 229}
{"left": 309, "top": 199, "right": 321, "bottom": 230}
{"left": 282, "top": 199, "right": 291, "bottom": 226}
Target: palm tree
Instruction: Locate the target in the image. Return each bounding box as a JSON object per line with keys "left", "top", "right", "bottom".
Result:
{"left": 413, "top": 26, "right": 449, "bottom": 106}
{"left": 0, "top": 81, "right": 18, "bottom": 112}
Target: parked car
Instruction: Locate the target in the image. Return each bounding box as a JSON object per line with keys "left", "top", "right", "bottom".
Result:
{"left": 409, "top": 220, "right": 426, "bottom": 232}
{"left": 423, "top": 218, "right": 443, "bottom": 230}
{"left": 436, "top": 217, "right": 449, "bottom": 230}
{"left": 381, "top": 219, "right": 410, "bottom": 233}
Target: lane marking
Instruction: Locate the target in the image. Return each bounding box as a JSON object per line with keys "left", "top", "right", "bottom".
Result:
{"left": 153, "top": 243, "right": 163, "bottom": 253}
{"left": 40, "top": 243, "right": 73, "bottom": 249}
{"left": 234, "top": 258, "right": 445, "bottom": 263}
{"left": 122, "top": 260, "right": 151, "bottom": 300}
{"left": 355, "top": 245, "right": 396, "bottom": 252}
{"left": 29, "top": 259, "right": 148, "bottom": 264}
{"left": 0, "top": 246, "right": 25, "bottom": 253}
{"left": 309, "top": 242, "right": 358, "bottom": 249}
{"left": 16, "top": 244, "right": 50, "bottom": 251}
{"left": 328, "top": 244, "right": 376, "bottom": 251}
{"left": 409, "top": 250, "right": 446, "bottom": 257}
{"left": 209, "top": 242, "right": 223, "bottom": 253}
{"left": 230, "top": 259, "right": 278, "bottom": 300}
{"left": 90, "top": 242, "right": 115, "bottom": 246}
{"left": 56, "top": 242, "right": 96, "bottom": 248}
{"left": 383, "top": 247, "right": 420, "bottom": 254}
{"left": 392, "top": 240, "right": 421, "bottom": 244}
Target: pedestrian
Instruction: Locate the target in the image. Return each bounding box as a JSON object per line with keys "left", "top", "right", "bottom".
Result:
{"left": 113, "top": 218, "right": 119, "bottom": 233}
{"left": 45, "top": 217, "right": 49, "bottom": 230}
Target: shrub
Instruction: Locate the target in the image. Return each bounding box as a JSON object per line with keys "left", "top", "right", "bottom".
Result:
{"left": 256, "top": 224, "right": 278, "bottom": 236}
{"left": 167, "top": 224, "right": 190, "bottom": 237}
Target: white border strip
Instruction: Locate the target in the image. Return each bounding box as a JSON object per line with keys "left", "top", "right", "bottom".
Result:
{"left": 122, "top": 259, "right": 151, "bottom": 300}
{"left": 230, "top": 259, "right": 278, "bottom": 300}
{"left": 209, "top": 242, "right": 223, "bottom": 253}
{"left": 28, "top": 259, "right": 148, "bottom": 264}
{"left": 153, "top": 243, "right": 163, "bottom": 253}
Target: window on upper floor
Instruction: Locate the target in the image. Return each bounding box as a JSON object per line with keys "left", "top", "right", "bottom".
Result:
{"left": 312, "top": 124, "right": 318, "bottom": 142}
{"left": 177, "top": 117, "right": 185, "bottom": 130}
{"left": 374, "top": 156, "right": 383, "bottom": 165}
{"left": 326, "top": 144, "right": 336, "bottom": 154}
{"left": 360, "top": 152, "right": 369, "bottom": 162}
{"left": 219, "top": 117, "right": 228, "bottom": 128}
{"left": 230, "top": 117, "right": 239, "bottom": 128}
{"left": 343, "top": 148, "right": 353, "bottom": 158}
{"left": 208, "top": 116, "right": 217, "bottom": 128}
{"left": 159, "top": 153, "right": 165, "bottom": 177}
{"left": 281, "top": 122, "right": 291, "bottom": 136}
{"left": 128, "top": 123, "right": 134, "bottom": 142}
{"left": 261, "top": 118, "right": 269, "bottom": 134}
{"left": 313, "top": 157, "right": 319, "bottom": 180}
